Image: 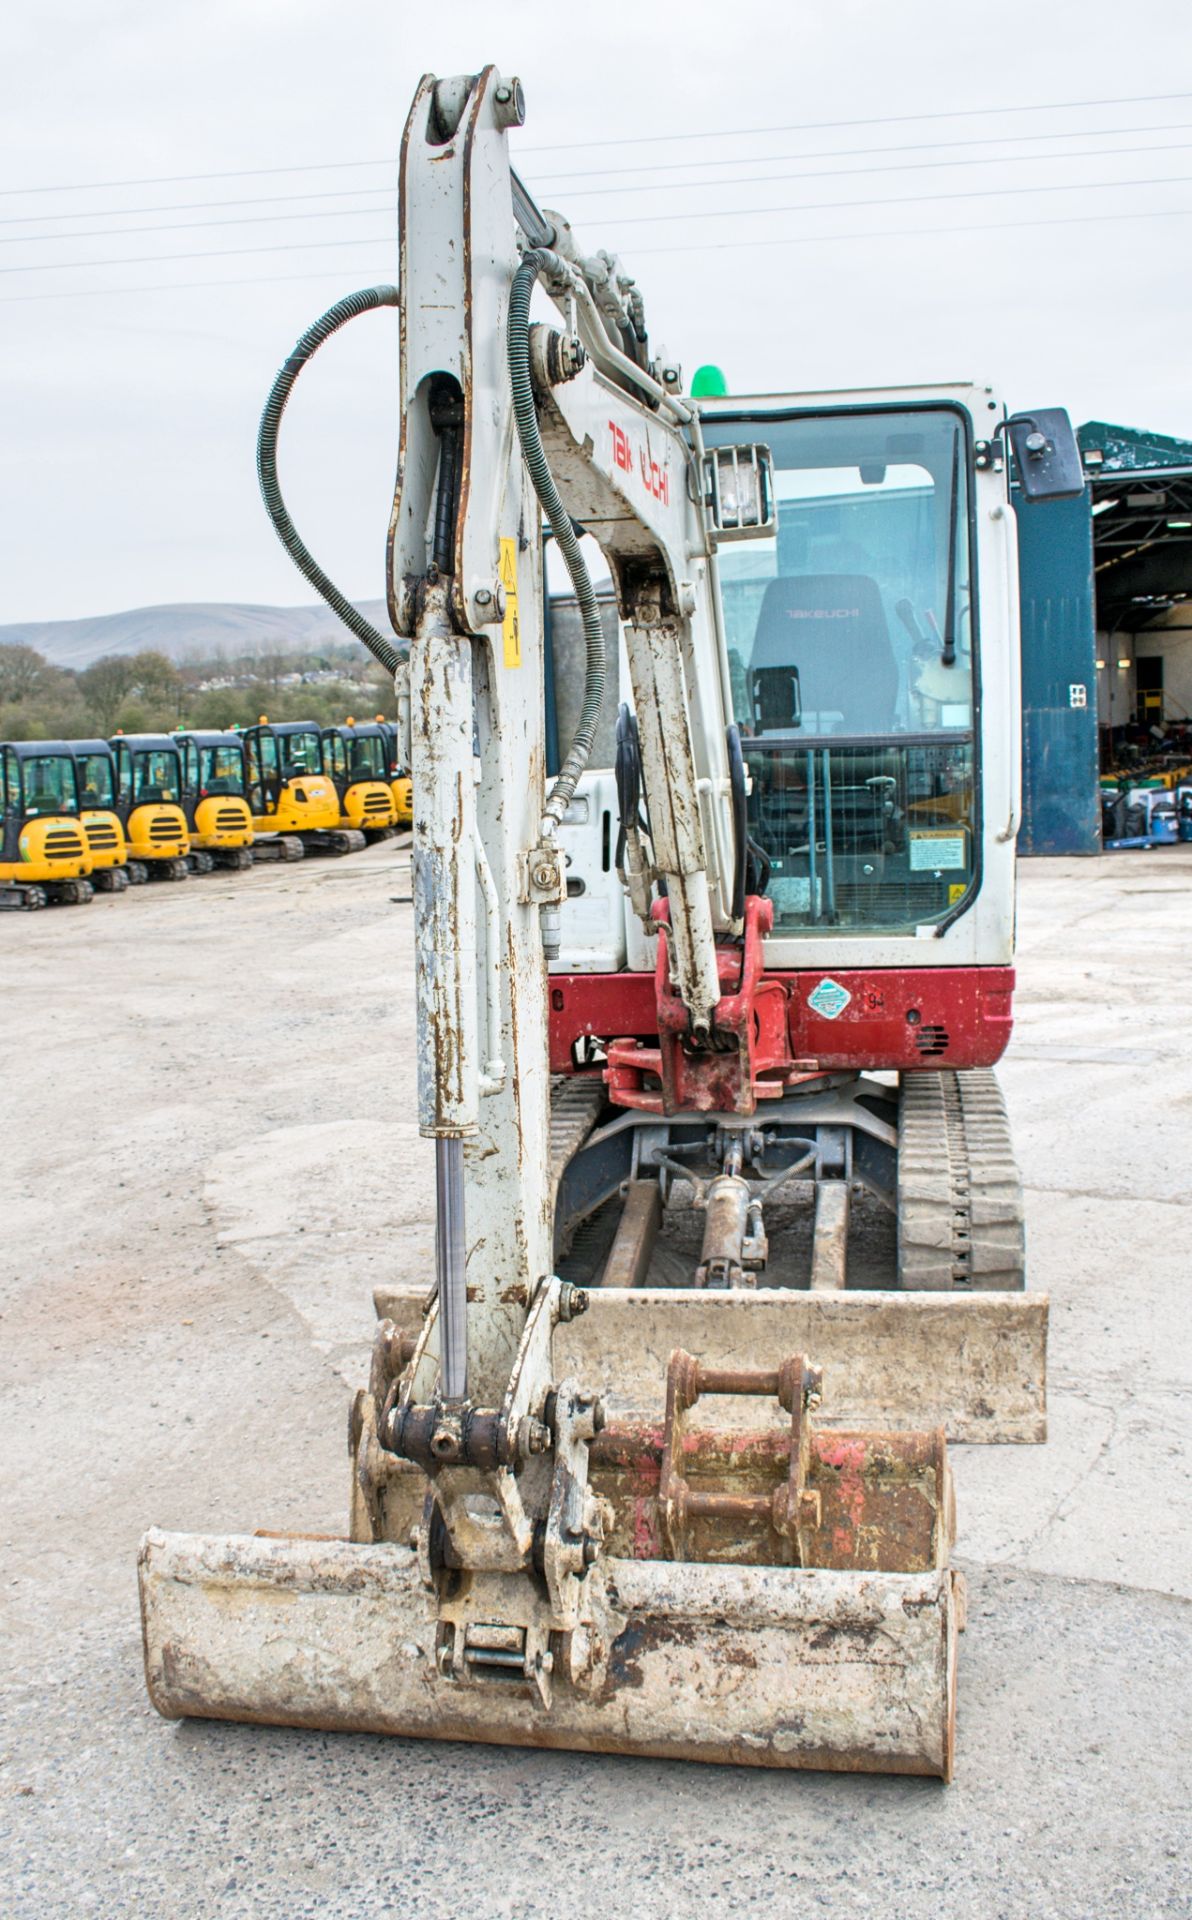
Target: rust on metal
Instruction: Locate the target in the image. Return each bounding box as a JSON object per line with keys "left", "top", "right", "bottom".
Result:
{"left": 599, "top": 1178, "right": 662, "bottom": 1288}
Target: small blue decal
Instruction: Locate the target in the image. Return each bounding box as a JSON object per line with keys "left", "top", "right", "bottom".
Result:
{"left": 808, "top": 977, "right": 851, "bottom": 1020}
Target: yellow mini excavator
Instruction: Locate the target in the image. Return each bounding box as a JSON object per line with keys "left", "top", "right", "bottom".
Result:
{"left": 376, "top": 717, "right": 414, "bottom": 826}
{"left": 0, "top": 740, "right": 94, "bottom": 908}
{"left": 110, "top": 733, "right": 190, "bottom": 881}
{"left": 70, "top": 740, "right": 131, "bottom": 891}
{"left": 321, "top": 718, "right": 399, "bottom": 839}
{"left": 241, "top": 718, "right": 352, "bottom": 858}
{"left": 174, "top": 730, "right": 255, "bottom": 873}
{"left": 140, "top": 66, "right": 1084, "bottom": 1778}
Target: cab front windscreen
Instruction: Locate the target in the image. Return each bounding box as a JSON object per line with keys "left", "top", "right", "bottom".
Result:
{"left": 706, "top": 406, "right": 977, "bottom": 936}
{"left": 199, "top": 745, "right": 246, "bottom": 794}
{"left": 18, "top": 755, "right": 79, "bottom": 816}
{"left": 76, "top": 753, "right": 116, "bottom": 808}
{"left": 133, "top": 750, "right": 181, "bottom": 803}
{"left": 344, "top": 734, "right": 386, "bottom": 780}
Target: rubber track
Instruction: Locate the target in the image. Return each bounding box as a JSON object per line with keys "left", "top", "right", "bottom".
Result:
{"left": 549, "top": 1075, "right": 606, "bottom": 1189}
{"left": 896, "top": 1068, "right": 1025, "bottom": 1290}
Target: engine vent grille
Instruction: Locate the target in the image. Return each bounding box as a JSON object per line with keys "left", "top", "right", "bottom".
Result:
{"left": 914, "top": 1024, "right": 950, "bottom": 1057}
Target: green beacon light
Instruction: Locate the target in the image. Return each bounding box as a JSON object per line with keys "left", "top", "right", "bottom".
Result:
{"left": 690, "top": 364, "right": 728, "bottom": 399}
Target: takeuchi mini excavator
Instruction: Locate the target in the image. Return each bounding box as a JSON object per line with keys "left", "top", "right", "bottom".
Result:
{"left": 173, "top": 730, "right": 255, "bottom": 872}
{"left": 240, "top": 717, "right": 344, "bottom": 858}
{"left": 70, "top": 741, "right": 131, "bottom": 890}
{"left": 320, "top": 719, "right": 399, "bottom": 838}
{"left": 0, "top": 740, "right": 94, "bottom": 908}
{"left": 140, "top": 66, "right": 1082, "bottom": 1779}
{"left": 110, "top": 733, "right": 190, "bottom": 881}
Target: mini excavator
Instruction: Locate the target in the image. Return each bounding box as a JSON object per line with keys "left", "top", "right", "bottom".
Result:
{"left": 139, "top": 66, "right": 1082, "bottom": 1777}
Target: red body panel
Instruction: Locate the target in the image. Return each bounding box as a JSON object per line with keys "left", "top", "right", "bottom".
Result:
{"left": 549, "top": 964, "right": 1014, "bottom": 1077}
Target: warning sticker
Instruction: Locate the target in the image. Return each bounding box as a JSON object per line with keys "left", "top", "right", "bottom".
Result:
{"left": 808, "top": 977, "right": 851, "bottom": 1020}
{"left": 499, "top": 536, "right": 521, "bottom": 669}
{"left": 909, "top": 830, "right": 967, "bottom": 872}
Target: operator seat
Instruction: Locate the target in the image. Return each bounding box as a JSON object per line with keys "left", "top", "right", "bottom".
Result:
{"left": 750, "top": 574, "right": 899, "bottom": 735}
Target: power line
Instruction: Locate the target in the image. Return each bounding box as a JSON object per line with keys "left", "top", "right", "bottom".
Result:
{"left": 605, "top": 168, "right": 1192, "bottom": 230}
{"left": 0, "top": 265, "right": 396, "bottom": 305}
{"left": 2, "top": 87, "right": 1189, "bottom": 200}
{"left": 0, "top": 204, "right": 395, "bottom": 248}
{"left": 5, "top": 117, "right": 1188, "bottom": 229}
{"left": 0, "top": 233, "right": 396, "bottom": 279}
{"left": 0, "top": 184, "right": 397, "bottom": 230}
{"left": 535, "top": 118, "right": 1192, "bottom": 185}
{"left": 546, "top": 137, "right": 1192, "bottom": 205}
{"left": 631, "top": 199, "right": 1192, "bottom": 259}
{"left": 4, "top": 167, "right": 1189, "bottom": 280}
{"left": 2, "top": 200, "right": 1189, "bottom": 306}
{"left": 516, "top": 88, "right": 1192, "bottom": 154}
{"left": 6, "top": 137, "right": 1189, "bottom": 249}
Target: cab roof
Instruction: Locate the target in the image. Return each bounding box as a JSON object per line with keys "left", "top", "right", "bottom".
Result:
{"left": 173, "top": 730, "right": 245, "bottom": 750}
{"left": 110, "top": 733, "right": 183, "bottom": 753}
{"left": 67, "top": 739, "right": 114, "bottom": 759}
{"left": 2, "top": 739, "right": 78, "bottom": 759}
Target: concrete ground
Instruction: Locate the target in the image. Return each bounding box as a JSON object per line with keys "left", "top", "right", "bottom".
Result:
{"left": 1, "top": 844, "right": 1189, "bottom": 1919}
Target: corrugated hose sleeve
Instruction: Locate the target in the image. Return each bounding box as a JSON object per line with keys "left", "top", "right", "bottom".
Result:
{"left": 508, "top": 250, "right": 605, "bottom": 829}
{"left": 257, "top": 287, "right": 407, "bottom": 678}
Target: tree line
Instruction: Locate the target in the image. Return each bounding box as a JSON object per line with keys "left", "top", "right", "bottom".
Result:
{"left": 0, "top": 643, "right": 392, "bottom": 743}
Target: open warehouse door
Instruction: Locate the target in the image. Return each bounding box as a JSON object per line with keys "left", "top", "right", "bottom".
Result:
{"left": 1017, "top": 419, "right": 1192, "bottom": 853}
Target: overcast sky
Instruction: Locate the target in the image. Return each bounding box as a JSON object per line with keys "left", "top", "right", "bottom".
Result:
{"left": 4, "top": 0, "right": 1192, "bottom": 624}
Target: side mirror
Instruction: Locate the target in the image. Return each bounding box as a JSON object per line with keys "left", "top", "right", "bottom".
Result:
{"left": 1005, "top": 408, "right": 1084, "bottom": 501}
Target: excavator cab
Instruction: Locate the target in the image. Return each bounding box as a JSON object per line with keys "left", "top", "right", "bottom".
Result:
{"left": 110, "top": 735, "right": 190, "bottom": 882}
{"left": 320, "top": 720, "right": 398, "bottom": 838}
{"left": 0, "top": 741, "right": 94, "bottom": 908}
{"left": 69, "top": 740, "right": 131, "bottom": 890}
{"left": 174, "top": 730, "right": 254, "bottom": 872}
{"left": 241, "top": 718, "right": 341, "bottom": 858}
{"left": 375, "top": 717, "right": 414, "bottom": 826}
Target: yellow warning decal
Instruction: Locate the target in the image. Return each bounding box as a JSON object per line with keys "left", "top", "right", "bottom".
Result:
{"left": 948, "top": 882, "right": 967, "bottom": 904}
{"left": 499, "top": 537, "right": 520, "bottom": 668}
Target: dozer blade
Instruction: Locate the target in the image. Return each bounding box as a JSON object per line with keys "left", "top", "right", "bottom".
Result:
{"left": 140, "top": 1529, "right": 959, "bottom": 1778}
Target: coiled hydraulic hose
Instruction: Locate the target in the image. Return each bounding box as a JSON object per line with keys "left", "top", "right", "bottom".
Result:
{"left": 257, "top": 287, "right": 407, "bottom": 678}
{"left": 508, "top": 249, "right": 605, "bottom": 829}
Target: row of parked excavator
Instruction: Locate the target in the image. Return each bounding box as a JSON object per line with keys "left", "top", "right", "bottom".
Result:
{"left": 0, "top": 717, "right": 413, "bottom": 908}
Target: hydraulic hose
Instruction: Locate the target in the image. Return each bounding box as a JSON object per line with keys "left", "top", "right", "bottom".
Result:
{"left": 257, "top": 287, "right": 407, "bottom": 678}
{"left": 508, "top": 249, "right": 605, "bottom": 829}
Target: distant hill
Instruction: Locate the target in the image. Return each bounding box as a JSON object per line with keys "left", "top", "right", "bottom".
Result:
{"left": 0, "top": 598, "right": 392, "bottom": 670}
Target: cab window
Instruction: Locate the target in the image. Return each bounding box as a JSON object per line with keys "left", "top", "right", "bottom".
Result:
{"left": 347, "top": 734, "right": 384, "bottom": 779}
{"left": 282, "top": 730, "right": 322, "bottom": 776}
{"left": 22, "top": 755, "right": 77, "bottom": 816}
{"left": 133, "top": 750, "right": 180, "bottom": 803}
{"left": 200, "top": 745, "right": 245, "bottom": 794}
{"left": 77, "top": 753, "right": 115, "bottom": 808}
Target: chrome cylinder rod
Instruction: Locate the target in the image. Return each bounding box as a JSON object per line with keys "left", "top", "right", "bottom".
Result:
{"left": 436, "top": 1136, "right": 468, "bottom": 1399}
